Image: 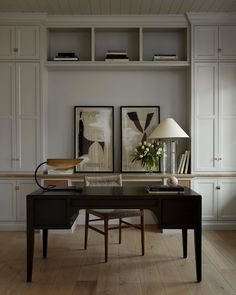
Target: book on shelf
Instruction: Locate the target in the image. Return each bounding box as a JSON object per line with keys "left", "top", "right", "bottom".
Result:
{"left": 106, "top": 50, "right": 127, "bottom": 56}
{"left": 47, "top": 168, "right": 74, "bottom": 175}
{"left": 153, "top": 54, "right": 178, "bottom": 61}
{"left": 177, "top": 150, "right": 191, "bottom": 174}
{"left": 177, "top": 154, "right": 185, "bottom": 174}
{"left": 53, "top": 52, "right": 79, "bottom": 61}
{"left": 184, "top": 150, "right": 191, "bottom": 174}
{"left": 105, "top": 58, "right": 129, "bottom": 61}
{"left": 147, "top": 185, "right": 184, "bottom": 194}
{"left": 53, "top": 57, "right": 79, "bottom": 61}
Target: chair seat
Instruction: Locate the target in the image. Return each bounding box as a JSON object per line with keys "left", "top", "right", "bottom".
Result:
{"left": 87, "top": 209, "right": 142, "bottom": 219}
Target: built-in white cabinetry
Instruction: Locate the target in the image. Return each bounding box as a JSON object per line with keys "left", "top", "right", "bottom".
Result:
{"left": 0, "top": 62, "right": 40, "bottom": 171}
{"left": 193, "top": 62, "right": 236, "bottom": 172}
{"left": 194, "top": 25, "right": 236, "bottom": 60}
{"left": 0, "top": 25, "right": 40, "bottom": 60}
{"left": 193, "top": 178, "right": 236, "bottom": 223}
{"left": 0, "top": 179, "right": 36, "bottom": 228}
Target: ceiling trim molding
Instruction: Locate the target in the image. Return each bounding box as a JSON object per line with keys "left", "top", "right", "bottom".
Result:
{"left": 45, "top": 14, "right": 188, "bottom": 28}
{"left": 0, "top": 12, "right": 47, "bottom": 24}
{"left": 187, "top": 12, "right": 236, "bottom": 25}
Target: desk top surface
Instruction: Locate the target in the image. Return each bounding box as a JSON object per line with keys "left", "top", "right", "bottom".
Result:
{"left": 28, "top": 186, "right": 201, "bottom": 199}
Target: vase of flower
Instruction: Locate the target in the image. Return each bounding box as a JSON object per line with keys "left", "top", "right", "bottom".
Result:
{"left": 131, "top": 140, "right": 163, "bottom": 172}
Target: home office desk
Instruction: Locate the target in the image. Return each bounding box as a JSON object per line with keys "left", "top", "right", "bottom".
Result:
{"left": 26, "top": 186, "right": 202, "bottom": 282}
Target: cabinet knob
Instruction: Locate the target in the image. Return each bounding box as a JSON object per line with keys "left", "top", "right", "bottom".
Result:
{"left": 13, "top": 48, "right": 18, "bottom": 53}
{"left": 218, "top": 48, "right": 222, "bottom": 52}
{"left": 213, "top": 157, "right": 218, "bottom": 161}
{"left": 15, "top": 185, "right": 20, "bottom": 191}
{"left": 218, "top": 158, "right": 222, "bottom": 161}
{"left": 216, "top": 186, "right": 221, "bottom": 190}
{"left": 12, "top": 158, "right": 20, "bottom": 161}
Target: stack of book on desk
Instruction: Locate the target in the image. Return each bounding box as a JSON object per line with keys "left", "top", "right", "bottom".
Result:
{"left": 53, "top": 52, "right": 79, "bottom": 61}
{"left": 177, "top": 150, "right": 191, "bottom": 174}
{"left": 153, "top": 54, "right": 178, "bottom": 61}
{"left": 147, "top": 185, "right": 184, "bottom": 194}
{"left": 105, "top": 50, "right": 129, "bottom": 61}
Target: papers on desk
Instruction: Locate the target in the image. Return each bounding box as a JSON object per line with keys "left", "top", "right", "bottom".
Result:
{"left": 146, "top": 185, "right": 185, "bottom": 194}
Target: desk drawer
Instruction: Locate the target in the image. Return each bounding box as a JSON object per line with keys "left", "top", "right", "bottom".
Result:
{"left": 71, "top": 199, "right": 158, "bottom": 209}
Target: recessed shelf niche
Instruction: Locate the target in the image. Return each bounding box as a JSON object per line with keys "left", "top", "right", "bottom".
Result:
{"left": 47, "top": 28, "right": 91, "bottom": 61}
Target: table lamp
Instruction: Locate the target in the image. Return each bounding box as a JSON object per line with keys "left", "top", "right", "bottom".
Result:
{"left": 34, "top": 158, "right": 82, "bottom": 190}
{"left": 149, "top": 118, "right": 189, "bottom": 173}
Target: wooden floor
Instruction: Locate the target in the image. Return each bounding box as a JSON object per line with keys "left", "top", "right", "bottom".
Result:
{"left": 0, "top": 226, "right": 236, "bottom": 295}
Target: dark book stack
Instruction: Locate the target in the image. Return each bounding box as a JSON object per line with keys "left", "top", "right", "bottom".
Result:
{"left": 53, "top": 52, "right": 79, "bottom": 61}
{"left": 105, "top": 50, "right": 129, "bottom": 61}
{"left": 147, "top": 185, "right": 184, "bottom": 194}
{"left": 153, "top": 54, "right": 178, "bottom": 61}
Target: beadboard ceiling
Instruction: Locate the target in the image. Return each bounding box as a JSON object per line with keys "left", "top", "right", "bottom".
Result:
{"left": 0, "top": 0, "right": 236, "bottom": 15}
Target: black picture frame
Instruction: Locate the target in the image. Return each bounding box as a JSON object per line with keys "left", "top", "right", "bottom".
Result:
{"left": 120, "top": 106, "right": 160, "bottom": 172}
{"left": 74, "top": 106, "right": 114, "bottom": 172}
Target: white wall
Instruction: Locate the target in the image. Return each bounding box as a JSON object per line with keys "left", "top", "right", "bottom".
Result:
{"left": 47, "top": 68, "right": 189, "bottom": 172}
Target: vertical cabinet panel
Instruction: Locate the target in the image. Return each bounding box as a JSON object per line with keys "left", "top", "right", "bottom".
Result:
{"left": 0, "top": 180, "right": 16, "bottom": 221}
{"left": 194, "top": 26, "right": 218, "bottom": 60}
{"left": 194, "top": 63, "right": 218, "bottom": 171}
{"left": 218, "top": 179, "right": 236, "bottom": 220}
{"left": 219, "top": 63, "right": 236, "bottom": 171}
{"left": 16, "top": 26, "right": 40, "bottom": 60}
{"left": 16, "top": 63, "right": 40, "bottom": 170}
{"left": 219, "top": 26, "right": 236, "bottom": 60}
{"left": 0, "top": 26, "right": 15, "bottom": 59}
{"left": 0, "top": 63, "right": 16, "bottom": 169}
{"left": 193, "top": 178, "right": 217, "bottom": 220}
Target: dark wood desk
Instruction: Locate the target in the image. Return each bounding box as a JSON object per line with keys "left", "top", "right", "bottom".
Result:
{"left": 26, "top": 186, "right": 202, "bottom": 282}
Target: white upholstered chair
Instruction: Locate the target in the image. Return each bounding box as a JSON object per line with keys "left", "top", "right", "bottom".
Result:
{"left": 84, "top": 174, "right": 145, "bottom": 262}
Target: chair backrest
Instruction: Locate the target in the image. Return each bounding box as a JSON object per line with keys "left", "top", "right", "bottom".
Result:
{"left": 84, "top": 175, "right": 122, "bottom": 187}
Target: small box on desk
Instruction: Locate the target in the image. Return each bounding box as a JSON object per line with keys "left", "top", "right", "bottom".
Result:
{"left": 146, "top": 185, "right": 184, "bottom": 194}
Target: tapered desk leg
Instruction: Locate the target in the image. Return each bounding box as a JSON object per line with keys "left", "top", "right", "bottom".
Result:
{"left": 43, "top": 229, "right": 48, "bottom": 258}
{"left": 27, "top": 198, "right": 34, "bottom": 282}
{"left": 194, "top": 226, "right": 202, "bottom": 282}
{"left": 182, "top": 229, "right": 187, "bottom": 258}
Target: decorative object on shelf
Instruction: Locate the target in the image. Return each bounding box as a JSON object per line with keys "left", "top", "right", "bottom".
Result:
{"left": 74, "top": 106, "right": 114, "bottom": 172}
{"left": 131, "top": 140, "right": 163, "bottom": 172}
{"left": 34, "top": 158, "right": 81, "bottom": 190}
{"left": 105, "top": 50, "right": 129, "bottom": 61}
{"left": 149, "top": 118, "right": 189, "bottom": 174}
{"left": 53, "top": 52, "right": 79, "bottom": 61}
{"left": 166, "top": 176, "right": 178, "bottom": 187}
{"left": 120, "top": 106, "right": 160, "bottom": 172}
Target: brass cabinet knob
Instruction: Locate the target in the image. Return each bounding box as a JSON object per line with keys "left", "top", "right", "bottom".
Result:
{"left": 13, "top": 48, "right": 18, "bottom": 53}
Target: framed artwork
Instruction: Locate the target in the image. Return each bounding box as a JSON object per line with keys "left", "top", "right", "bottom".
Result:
{"left": 74, "top": 106, "right": 114, "bottom": 172}
{"left": 121, "top": 106, "right": 160, "bottom": 172}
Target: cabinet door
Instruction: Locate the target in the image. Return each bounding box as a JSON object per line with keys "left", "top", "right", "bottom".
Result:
{"left": 193, "top": 178, "right": 217, "bottom": 220}
{"left": 15, "top": 26, "right": 40, "bottom": 60}
{"left": 219, "top": 26, "right": 236, "bottom": 60}
{"left": 193, "top": 63, "right": 218, "bottom": 171}
{"left": 218, "top": 178, "right": 236, "bottom": 220}
{"left": 218, "top": 63, "right": 236, "bottom": 171}
{"left": 0, "top": 26, "right": 15, "bottom": 59}
{"left": 0, "top": 180, "right": 16, "bottom": 221}
{"left": 0, "top": 63, "right": 17, "bottom": 170}
{"left": 16, "top": 180, "right": 36, "bottom": 221}
{"left": 15, "top": 63, "right": 40, "bottom": 170}
{"left": 193, "top": 26, "right": 218, "bottom": 60}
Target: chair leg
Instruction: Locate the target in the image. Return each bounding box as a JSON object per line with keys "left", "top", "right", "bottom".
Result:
{"left": 84, "top": 210, "right": 89, "bottom": 250}
{"left": 119, "top": 218, "right": 122, "bottom": 244}
{"left": 104, "top": 216, "right": 109, "bottom": 262}
{"left": 141, "top": 210, "right": 145, "bottom": 256}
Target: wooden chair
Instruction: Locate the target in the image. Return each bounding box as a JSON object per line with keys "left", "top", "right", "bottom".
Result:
{"left": 84, "top": 175, "right": 145, "bottom": 262}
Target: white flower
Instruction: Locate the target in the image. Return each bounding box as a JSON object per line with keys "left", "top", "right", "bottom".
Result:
{"left": 148, "top": 143, "right": 151, "bottom": 147}
{"left": 139, "top": 155, "right": 143, "bottom": 158}
{"left": 151, "top": 144, "right": 154, "bottom": 148}
{"left": 141, "top": 145, "right": 145, "bottom": 149}
{"left": 143, "top": 141, "right": 147, "bottom": 145}
{"left": 146, "top": 147, "right": 149, "bottom": 151}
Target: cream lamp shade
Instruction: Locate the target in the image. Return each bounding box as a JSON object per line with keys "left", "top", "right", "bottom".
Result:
{"left": 149, "top": 118, "right": 189, "bottom": 139}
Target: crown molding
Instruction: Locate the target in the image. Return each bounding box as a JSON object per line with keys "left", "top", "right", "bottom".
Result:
{"left": 186, "top": 12, "right": 236, "bottom": 25}
{"left": 0, "top": 12, "right": 47, "bottom": 24}
{"left": 45, "top": 14, "right": 188, "bottom": 28}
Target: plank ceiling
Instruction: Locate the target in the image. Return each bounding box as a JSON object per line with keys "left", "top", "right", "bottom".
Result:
{"left": 0, "top": 0, "right": 236, "bottom": 15}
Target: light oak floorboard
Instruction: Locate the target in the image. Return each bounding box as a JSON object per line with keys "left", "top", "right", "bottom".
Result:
{"left": 0, "top": 227, "right": 235, "bottom": 295}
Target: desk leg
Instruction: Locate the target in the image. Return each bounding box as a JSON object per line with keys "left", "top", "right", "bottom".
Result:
{"left": 43, "top": 229, "right": 48, "bottom": 258}
{"left": 182, "top": 229, "right": 187, "bottom": 258}
{"left": 27, "top": 198, "right": 34, "bottom": 283}
{"left": 194, "top": 226, "right": 202, "bottom": 282}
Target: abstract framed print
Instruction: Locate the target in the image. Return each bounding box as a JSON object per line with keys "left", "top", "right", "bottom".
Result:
{"left": 74, "top": 106, "right": 114, "bottom": 172}
{"left": 121, "top": 106, "right": 160, "bottom": 172}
